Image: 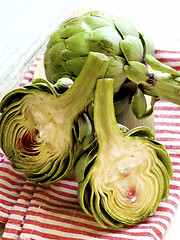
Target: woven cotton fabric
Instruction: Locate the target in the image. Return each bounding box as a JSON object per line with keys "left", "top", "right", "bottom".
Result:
{"left": 0, "top": 50, "right": 180, "bottom": 240}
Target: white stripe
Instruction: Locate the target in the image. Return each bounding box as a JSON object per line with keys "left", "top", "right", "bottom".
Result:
{"left": 159, "top": 202, "right": 177, "bottom": 212}
{"left": 156, "top": 133, "right": 180, "bottom": 139}
{"left": 155, "top": 53, "right": 180, "bottom": 59}
{"left": 155, "top": 110, "right": 180, "bottom": 116}
{"left": 60, "top": 180, "right": 78, "bottom": 187}
{"left": 167, "top": 149, "right": 180, "bottom": 155}
{"left": 148, "top": 216, "right": 169, "bottom": 226}
{"left": 168, "top": 195, "right": 180, "bottom": 204}
{"left": 155, "top": 125, "right": 180, "bottom": 131}
{"left": 155, "top": 118, "right": 180, "bottom": 123}
{"left": 0, "top": 202, "right": 16, "bottom": 210}
{"left": 155, "top": 101, "right": 179, "bottom": 107}
{"left": 6, "top": 214, "right": 25, "bottom": 221}
{"left": 3, "top": 232, "right": 19, "bottom": 239}
{"left": 50, "top": 185, "right": 77, "bottom": 195}
{"left": 158, "top": 141, "right": 180, "bottom": 146}
{"left": 24, "top": 72, "right": 33, "bottom": 78}
{"left": 30, "top": 194, "right": 80, "bottom": 209}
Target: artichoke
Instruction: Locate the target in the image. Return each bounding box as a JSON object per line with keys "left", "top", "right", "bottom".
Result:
{"left": 44, "top": 10, "right": 180, "bottom": 119}
{"left": 74, "top": 78, "right": 173, "bottom": 228}
{"left": 0, "top": 52, "right": 109, "bottom": 184}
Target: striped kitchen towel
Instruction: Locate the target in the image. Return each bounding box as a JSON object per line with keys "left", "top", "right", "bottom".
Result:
{"left": 0, "top": 49, "right": 180, "bottom": 240}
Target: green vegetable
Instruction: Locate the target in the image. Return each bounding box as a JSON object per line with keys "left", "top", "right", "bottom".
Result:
{"left": 0, "top": 52, "right": 109, "bottom": 184}
{"left": 75, "top": 78, "right": 173, "bottom": 228}
{"left": 124, "top": 53, "right": 180, "bottom": 110}
{"left": 44, "top": 10, "right": 180, "bottom": 119}
{"left": 44, "top": 10, "right": 144, "bottom": 93}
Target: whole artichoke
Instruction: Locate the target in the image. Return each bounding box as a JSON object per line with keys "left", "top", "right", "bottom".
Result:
{"left": 0, "top": 52, "right": 109, "bottom": 184}
{"left": 44, "top": 10, "right": 180, "bottom": 118}
{"left": 74, "top": 78, "right": 173, "bottom": 228}
{"left": 44, "top": 10, "right": 147, "bottom": 92}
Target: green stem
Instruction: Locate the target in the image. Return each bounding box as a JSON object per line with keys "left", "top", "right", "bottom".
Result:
{"left": 59, "top": 52, "right": 109, "bottom": 118}
{"left": 94, "top": 78, "right": 123, "bottom": 147}
{"left": 140, "top": 72, "right": 180, "bottom": 105}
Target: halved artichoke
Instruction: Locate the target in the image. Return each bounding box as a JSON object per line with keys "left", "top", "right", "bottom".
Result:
{"left": 74, "top": 78, "right": 173, "bottom": 228}
{"left": 0, "top": 52, "right": 109, "bottom": 184}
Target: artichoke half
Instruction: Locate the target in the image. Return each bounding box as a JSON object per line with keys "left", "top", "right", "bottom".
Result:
{"left": 0, "top": 52, "right": 109, "bottom": 184}
{"left": 44, "top": 10, "right": 180, "bottom": 119}
{"left": 75, "top": 78, "right": 173, "bottom": 228}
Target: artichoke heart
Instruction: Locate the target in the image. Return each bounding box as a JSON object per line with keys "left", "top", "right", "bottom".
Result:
{"left": 0, "top": 52, "right": 109, "bottom": 184}
{"left": 75, "top": 78, "right": 173, "bottom": 228}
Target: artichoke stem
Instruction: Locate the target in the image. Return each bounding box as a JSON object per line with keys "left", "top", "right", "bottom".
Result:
{"left": 60, "top": 52, "right": 109, "bottom": 118}
{"left": 139, "top": 72, "right": 180, "bottom": 105}
{"left": 94, "top": 78, "right": 123, "bottom": 147}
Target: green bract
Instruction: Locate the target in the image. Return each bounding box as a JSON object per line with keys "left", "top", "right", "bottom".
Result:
{"left": 75, "top": 78, "right": 173, "bottom": 228}
{"left": 0, "top": 52, "right": 109, "bottom": 184}
{"left": 44, "top": 10, "right": 180, "bottom": 119}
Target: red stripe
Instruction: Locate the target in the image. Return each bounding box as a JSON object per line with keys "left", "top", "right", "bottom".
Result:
{"left": 156, "top": 206, "right": 174, "bottom": 215}
{"left": 154, "top": 114, "right": 180, "bottom": 119}
{"left": 0, "top": 215, "right": 7, "bottom": 224}
{"left": 27, "top": 70, "right": 34, "bottom": 75}
{"left": 173, "top": 169, "right": 180, "bottom": 174}
{"left": 170, "top": 154, "right": 180, "bottom": 159}
{"left": 0, "top": 206, "right": 12, "bottom": 216}
{"left": 155, "top": 49, "right": 180, "bottom": 54}
{"left": 0, "top": 190, "right": 19, "bottom": 201}
{"left": 156, "top": 129, "right": 180, "bottom": 134}
{"left": 0, "top": 183, "right": 22, "bottom": 194}
{"left": 0, "top": 166, "right": 25, "bottom": 180}
{"left": 156, "top": 137, "right": 180, "bottom": 142}
{"left": 172, "top": 66, "right": 180, "bottom": 71}
{"left": 155, "top": 122, "right": 180, "bottom": 127}
{"left": 23, "top": 76, "right": 32, "bottom": 81}
{"left": 154, "top": 106, "right": 180, "bottom": 111}
{"left": 165, "top": 145, "right": 180, "bottom": 150}
{"left": 155, "top": 58, "right": 180, "bottom": 63}
{"left": 170, "top": 185, "right": 180, "bottom": 191}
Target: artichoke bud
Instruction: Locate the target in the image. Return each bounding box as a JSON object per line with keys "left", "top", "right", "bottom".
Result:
{"left": 131, "top": 87, "right": 157, "bottom": 119}
{"left": 75, "top": 78, "right": 172, "bottom": 228}
{"left": 0, "top": 52, "right": 109, "bottom": 184}
{"left": 54, "top": 77, "right": 73, "bottom": 93}
{"left": 131, "top": 87, "right": 147, "bottom": 118}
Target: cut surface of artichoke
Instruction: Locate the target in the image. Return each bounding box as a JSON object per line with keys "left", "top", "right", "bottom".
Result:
{"left": 75, "top": 78, "right": 172, "bottom": 228}
{"left": 0, "top": 52, "right": 109, "bottom": 183}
